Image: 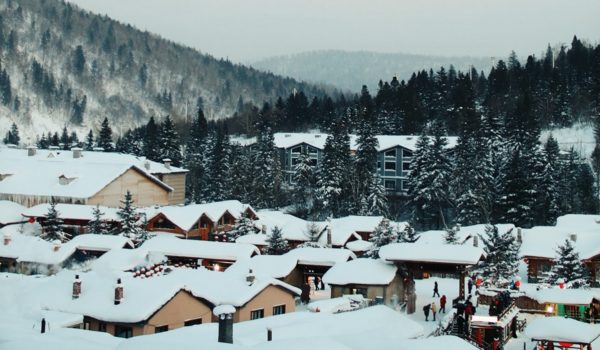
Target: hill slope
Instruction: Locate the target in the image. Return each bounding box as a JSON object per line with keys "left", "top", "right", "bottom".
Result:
{"left": 0, "top": 0, "right": 329, "bottom": 140}
{"left": 251, "top": 50, "right": 495, "bottom": 92}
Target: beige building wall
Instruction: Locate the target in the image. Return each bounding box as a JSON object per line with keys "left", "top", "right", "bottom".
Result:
{"left": 146, "top": 290, "right": 213, "bottom": 332}
{"left": 89, "top": 168, "right": 170, "bottom": 207}
{"left": 235, "top": 285, "right": 296, "bottom": 322}
{"left": 160, "top": 173, "right": 186, "bottom": 205}
{"left": 330, "top": 275, "right": 403, "bottom": 305}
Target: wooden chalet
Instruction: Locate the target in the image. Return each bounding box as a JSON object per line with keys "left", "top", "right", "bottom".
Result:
{"left": 526, "top": 317, "right": 600, "bottom": 350}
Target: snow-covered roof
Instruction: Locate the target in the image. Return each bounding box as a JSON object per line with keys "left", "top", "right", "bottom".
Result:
{"left": 379, "top": 243, "right": 486, "bottom": 265}
{"left": 526, "top": 288, "right": 600, "bottom": 305}
{"left": 307, "top": 295, "right": 365, "bottom": 313}
{"left": 0, "top": 232, "right": 133, "bottom": 265}
{"left": 150, "top": 200, "right": 255, "bottom": 231}
{"left": 417, "top": 224, "right": 515, "bottom": 245}
{"left": 140, "top": 235, "right": 260, "bottom": 261}
{"left": 40, "top": 268, "right": 299, "bottom": 323}
{"left": 520, "top": 226, "right": 600, "bottom": 260}
{"left": 22, "top": 203, "right": 121, "bottom": 222}
{"left": 236, "top": 233, "right": 268, "bottom": 246}
{"left": 321, "top": 216, "right": 385, "bottom": 246}
{"left": 556, "top": 214, "right": 600, "bottom": 230}
{"left": 242, "top": 133, "right": 459, "bottom": 152}
{"left": 0, "top": 200, "right": 26, "bottom": 224}
{"left": 323, "top": 258, "right": 397, "bottom": 286}
{"left": 283, "top": 247, "right": 356, "bottom": 267}
{"left": 254, "top": 210, "right": 319, "bottom": 242}
{"left": 526, "top": 316, "right": 600, "bottom": 344}
{"left": 225, "top": 255, "right": 298, "bottom": 279}
{"left": 344, "top": 239, "right": 372, "bottom": 252}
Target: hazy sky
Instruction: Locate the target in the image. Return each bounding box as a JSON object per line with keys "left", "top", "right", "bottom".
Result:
{"left": 67, "top": 0, "right": 600, "bottom": 63}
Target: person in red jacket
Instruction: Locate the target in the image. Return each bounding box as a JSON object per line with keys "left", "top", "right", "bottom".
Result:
{"left": 440, "top": 295, "right": 447, "bottom": 313}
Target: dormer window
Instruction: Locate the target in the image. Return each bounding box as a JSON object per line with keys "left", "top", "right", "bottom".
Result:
{"left": 58, "top": 174, "right": 77, "bottom": 185}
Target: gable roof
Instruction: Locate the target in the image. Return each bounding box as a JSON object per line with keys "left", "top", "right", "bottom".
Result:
{"left": 379, "top": 243, "right": 486, "bottom": 265}
{"left": 323, "top": 258, "right": 397, "bottom": 286}
{"left": 139, "top": 235, "right": 260, "bottom": 261}
{"left": 149, "top": 200, "right": 255, "bottom": 231}
{"left": 283, "top": 247, "right": 356, "bottom": 267}
{"left": 0, "top": 200, "right": 26, "bottom": 224}
{"left": 22, "top": 203, "right": 121, "bottom": 222}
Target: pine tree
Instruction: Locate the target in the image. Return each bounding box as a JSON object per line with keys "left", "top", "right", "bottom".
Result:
{"left": 353, "top": 94, "right": 379, "bottom": 206}
{"left": 226, "top": 214, "right": 258, "bottom": 243}
{"left": 475, "top": 225, "right": 520, "bottom": 287}
{"left": 158, "top": 115, "right": 182, "bottom": 166}
{"left": 87, "top": 205, "right": 111, "bottom": 235}
{"left": 3, "top": 122, "right": 19, "bottom": 145}
{"left": 228, "top": 145, "right": 252, "bottom": 203}
{"left": 183, "top": 108, "right": 208, "bottom": 203}
{"left": 265, "top": 226, "right": 289, "bottom": 255}
{"left": 117, "top": 191, "right": 148, "bottom": 246}
{"left": 299, "top": 222, "right": 323, "bottom": 248}
{"left": 251, "top": 112, "right": 282, "bottom": 208}
{"left": 143, "top": 116, "right": 160, "bottom": 161}
{"left": 366, "top": 175, "right": 389, "bottom": 217}
{"left": 365, "top": 219, "right": 398, "bottom": 259}
{"left": 292, "top": 150, "right": 316, "bottom": 215}
{"left": 97, "top": 117, "right": 114, "bottom": 151}
{"left": 72, "top": 45, "right": 86, "bottom": 76}
{"left": 544, "top": 239, "right": 589, "bottom": 288}
{"left": 41, "top": 200, "right": 70, "bottom": 243}
{"left": 398, "top": 223, "right": 420, "bottom": 243}
{"left": 206, "top": 127, "right": 232, "bottom": 201}
{"left": 444, "top": 227, "right": 460, "bottom": 244}
{"left": 85, "top": 130, "right": 94, "bottom": 151}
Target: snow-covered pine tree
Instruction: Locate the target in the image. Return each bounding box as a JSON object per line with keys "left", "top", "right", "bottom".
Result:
{"left": 366, "top": 174, "right": 389, "bottom": 217}
{"left": 544, "top": 239, "right": 589, "bottom": 288}
{"left": 299, "top": 222, "right": 323, "bottom": 248}
{"left": 365, "top": 218, "right": 398, "bottom": 259}
{"left": 183, "top": 107, "right": 209, "bottom": 203}
{"left": 228, "top": 144, "right": 252, "bottom": 203}
{"left": 226, "top": 214, "right": 258, "bottom": 243}
{"left": 143, "top": 116, "right": 161, "bottom": 162}
{"left": 87, "top": 205, "right": 111, "bottom": 235}
{"left": 444, "top": 227, "right": 460, "bottom": 244}
{"left": 207, "top": 127, "right": 232, "bottom": 201}
{"left": 3, "top": 122, "right": 20, "bottom": 145}
{"left": 85, "top": 130, "right": 94, "bottom": 151}
{"left": 41, "top": 200, "right": 70, "bottom": 243}
{"left": 475, "top": 225, "right": 520, "bottom": 287}
{"left": 265, "top": 226, "right": 289, "bottom": 255}
{"left": 117, "top": 191, "right": 148, "bottom": 246}
{"left": 354, "top": 91, "right": 379, "bottom": 208}
{"left": 96, "top": 117, "right": 114, "bottom": 151}
{"left": 408, "top": 122, "right": 452, "bottom": 230}
{"left": 158, "top": 115, "right": 182, "bottom": 167}
{"left": 251, "top": 111, "right": 282, "bottom": 208}
{"left": 292, "top": 150, "right": 316, "bottom": 216}
{"left": 398, "top": 223, "right": 420, "bottom": 243}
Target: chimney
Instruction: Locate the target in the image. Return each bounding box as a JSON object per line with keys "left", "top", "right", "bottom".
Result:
{"left": 326, "top": 225, "right": 332, "bottom": 248}
{"left": 163, "top": 158, "right": 171, "bottom": 170}
{"left": 456, "top": 224, "right": 461, "bottom": 231}
{"left": 246, "top": 269, "right": 255, "bottom": 286}
{"left": 267, "top": 328, "right": 272, "bottom": 342}
{"left": 214, "top": 305, "right": 235, "bottom": 344}
{"left": 261, "top": 224, "right": 267, "bottom": 234}
{"left": 52, "top": 241, "right": 61, "bottom": 252}
{"left": 473, "top": 235, "right": 479, "bottom": 248}
{"left": 144, "top": 160, "right": 151, "bottom": 171}
{"left": 570, "top": 233, "right": 577, "bottom": 242}
{"left": 27, "top": 146, "right": 37, "bottom": 157}
{"left": 517, "top": 227, "right": 523, "bottom": 244}
{"left": 73, "top": 275, "right": 81, "bottom": 299}
{"left": 3, "top": 233, "right": 11, "bottom": 246}
{"left": 72, "top": 147, "right": 82, "bottom": 159}
{"left": 114, "top": 278, "right": 124, "bottom": 305}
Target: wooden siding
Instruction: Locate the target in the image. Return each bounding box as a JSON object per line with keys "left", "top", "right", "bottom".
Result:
{"left": 160, "top": 173, "right": 186, "bottom": 205}
{"left": 89, "top": 168, "right": 170, "bottom": 207}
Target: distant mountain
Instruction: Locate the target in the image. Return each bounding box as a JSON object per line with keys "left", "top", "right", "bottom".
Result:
{"left": 0, "top": 0, "right": 330, "bottom": 140}
{"left": 251, "top": 50, "right": 495, "bottom": 92}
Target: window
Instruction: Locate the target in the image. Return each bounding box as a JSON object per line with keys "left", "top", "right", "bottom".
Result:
{"left": 377, "top": 161, "right": 381, "bottom": 170}
{"left": 291, "top": 146, "right": 302, "bottom": 154}
{"left": 563, "top": 305, "right": 580, "bottom": 319}
{"left": 184, "top": 318, "right": 203, "bottom": 327}
{"left": 115, "top": 326, "right": 133, "bottom": 338}
{"left": 308, "top": 158, "right": 318, "bottom": 167}
{"left": 384, "top": 180, "right": 396, "bottom": 191}
{"left": 308, "top": 147, "right": 318, "bottom": 156}
{"left": 272, "top": 305, "right": 286, "bottom": 316}
{"left": 384, "top": 149, "right": 396, "bottom": 158}
{"left": 98, "top": 322, "right": 107, "bottom": 332}
{"left": 155, "top": 325, "right": 169, "bottom": 333}
{"left": 403, "top": 149, "right": 413, "bottom": 158}
{"left": 250, "top": 309, "right": 264, "bottom": 320}
{"left": 352, "top": 287, "right": 368, "bottom": 297}
{"left": 291, "top": 157, "right": 300, "bottom": 166}
{"left": 384, "top": 162, "right": 396, "bottom": 171}
{"left": 402, "top": 162, "right": 411, "bottom": 171}
{"left": 401, "top": 180, "right": 410, "bottom": 191}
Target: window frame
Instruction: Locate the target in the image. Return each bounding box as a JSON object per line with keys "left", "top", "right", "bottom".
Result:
{"left": 272, "top": 304, "right": 286, "bottom": 316}
{"left": 250, "top": 308, "right": 265, "bottom": 320}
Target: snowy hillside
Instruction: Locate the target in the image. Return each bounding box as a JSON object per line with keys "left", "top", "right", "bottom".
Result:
{"left": 0, "top": 0, "right": 330, "bottom": 141}
{"left": 250, "top": 50, "right": 494, "bottom": 92}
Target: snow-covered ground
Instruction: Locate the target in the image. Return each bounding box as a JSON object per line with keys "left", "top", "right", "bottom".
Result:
{"left": 541, "top": 122, "right": 596, "bottom": 157}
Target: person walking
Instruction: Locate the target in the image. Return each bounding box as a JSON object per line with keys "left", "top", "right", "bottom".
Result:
{"left": 433, "top": 281, "right": 440, "bottom": 297}
{"left": 423, "top": 303, "right": 431, "bottom": 321}
{"left": 431, "top": 302, "right": 438, "bottom": 322}
{"left": 468, "top": 278, "right": 474, "bottom": 295}
{"left": 440, "top": 295, "right": 447, "bottom": 313}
